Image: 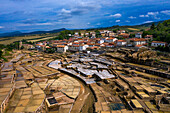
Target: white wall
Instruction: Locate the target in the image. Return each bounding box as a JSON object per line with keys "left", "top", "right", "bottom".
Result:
{"left": 135, "top": 34, "right": 142, "bottom": 38}
{"left": 134, "top": 41, "right": 146, "bottom": 45}
{"left": 117, "top": 42, "right": 127, "bottom": 46}
{"left": 151, "top": 43, "right": 165, "bottom": 47}
{"left": 57, "top": 46, "right": 68, "bottom": 52}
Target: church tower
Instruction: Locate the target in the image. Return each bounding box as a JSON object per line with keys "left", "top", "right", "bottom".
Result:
{"left": 19, "top": 41, "right": 22, "bottom": 50}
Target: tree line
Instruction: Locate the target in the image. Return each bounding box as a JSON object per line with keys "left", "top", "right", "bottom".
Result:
{"left": 142, "top": 19, "right": 170, "bottom": 43}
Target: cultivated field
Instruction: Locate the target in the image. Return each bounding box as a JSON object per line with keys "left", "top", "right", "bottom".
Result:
{"left": 128, "top": 28, "right": 139, "bottom": 31}
{"left": 28, "top": 37, "right": 54, "bottom": 42}
{"left": 0, "top": 35, "right": 55, "bottom": 44}
{"left": 0, "top": 35, "right": 43, "bottom": 44}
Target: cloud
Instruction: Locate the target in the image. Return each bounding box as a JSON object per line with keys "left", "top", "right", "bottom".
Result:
{"left": 0, "top": 26, "right": 4, "bottom": 29}
{"left": 139, "top": 15, "right": 149, "bottom": 17}
{"left": 147, "top": 11, "right": 159, "bottom": 15}
{"left": 58, "top": 4, "right": 100, "bottom": 20}
{"left": 87, "top": 22, "right": 90, "bottom": 25}
{"left": 147, "top": 12, "right": 160, "bottom": 19}
{"left": 96, "top": 23, "right": 101, "bottom": 25}
{"left": 21, "top": 19, "right": 39, "bottom": 24}
{"left": 109, "top": 13, "right": 122, "bottom": 18}
{"left": 128, "top": 16, "right": 136, "bottom": 19}
{"left": 18, "top": 22, "right": 54, "bottom": 26}
{"left": 1, "top": 0, "right": 170, "bottom": 33}
{"left": 126, "top": 20, "right": 130, "bottom": 23}
{"left": 161, "top": 10, "right": 170, "bottom": 15}
{"left": 61, "top": 8, "right": 71, "bottom": 14}
{"left": 10, "top": 0, "right": 30, "bottom": 1}
{"left": 139, "top": 11, "right": 159, "bottom": 19}
{"left": 115, "top": 20, "right": 120, "bottom": 22}
{"left": 143, "top": 21, "right": 153, "bottom": 24}
{"left": 35, "top": 22, "right": 53, "bottom": 26}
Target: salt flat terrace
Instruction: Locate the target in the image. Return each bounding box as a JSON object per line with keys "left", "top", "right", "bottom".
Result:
{"left": 15, "top": 72, "right": 27, "bottom": 89}
{"left": 48, "top": 60, "right": 62, "bottom": 69}
{"left": 25, "top": 65, "right": 60, "bottom": 78}
{"left": 59, "top": 57, "right": 116, "bottom": 82}
{"left": 90, "top": 83, "right": 126, "bottom": 113}
{"left": 0, "top": 73, "right": 14, "bottom": 113}
{"left": 1, "top": 62, "right": 13, "bottom": 72}
{"left": 125, "top": 63, "right": 170, "bottom": 78}
{"left": 0, "top": 61, "right": 17, "bottom": 113}
{"left": 59, "top": 68, "right": 96, "bottom": 84}
{"left": 5, "top": 83, "right": 45, "bottom": 113}
{"left": 39, "top": 75, "right": 81, "bottom": 99}
{"left": 11, "top": 54, "right": 24, "bottom": 63}
{"left": 16, "top": 66, "right": 34, "bottom": 80}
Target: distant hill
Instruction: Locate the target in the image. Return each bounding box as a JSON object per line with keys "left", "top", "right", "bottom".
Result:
{"left": 0, "top": 20, "right": 166, "bottom": 38}
{"left": 135, "top": 20, "right": 165, "bottom": 27}
{"left": 80, "top": 20, "right": 165, "bottom": 32}
{"left": 0, "top": 28, "right": 66, "bottom": 37}
{"left": 0, "top": 31, "right": 22, "bottom": 37}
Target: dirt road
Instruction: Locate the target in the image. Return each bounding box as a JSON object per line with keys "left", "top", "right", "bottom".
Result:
{"left": 70, "top": 81, "right": 94, "bottom": 113}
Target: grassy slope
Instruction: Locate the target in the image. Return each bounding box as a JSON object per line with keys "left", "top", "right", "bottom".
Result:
{"left": 0, "top": 33, "right": 59, "bottom": 44}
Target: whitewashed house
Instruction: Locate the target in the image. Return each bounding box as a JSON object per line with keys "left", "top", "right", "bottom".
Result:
{"left": 128, "top": 38, "right": 147, "bottom": 46}
{"left": 56, "top": 45, "right": 68, "bottom": 52}
{"left": 85, "top": 32, "right": 89, "bottom": 36}
{"left": 109, "top": 32, "right": 116, "bottom": 37}
{"left": 96, "top": 38, "right": 104, "bottom": 44}
{"left": 105, "top": 38, "right": 118, "bottom": 43}
{"left": 135, "top": 33, "right": 142, "bottom": 38}
{"left": 79, "top": 44, "right": 89, "bottom": 51}
{"left": 151, "top": 41, "right": 167, "bottom": 47}
{"left": 117, "top": 40, "right": 127, "bottom": 46}
{"left": 68, "top": 44, "right": 88, "bottom": 51}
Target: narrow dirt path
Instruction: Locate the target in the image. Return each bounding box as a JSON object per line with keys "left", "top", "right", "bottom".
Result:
{"left": 70, "top": 83, "right": 90, "bottom": 113}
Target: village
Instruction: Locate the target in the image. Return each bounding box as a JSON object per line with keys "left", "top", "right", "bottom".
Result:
{"left": 20, "top": 29, "right": 168, "bottom": 53}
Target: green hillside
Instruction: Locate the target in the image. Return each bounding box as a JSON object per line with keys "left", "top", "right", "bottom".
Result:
{"left": 143, "top": 19, "right": 170, "bottom": 43}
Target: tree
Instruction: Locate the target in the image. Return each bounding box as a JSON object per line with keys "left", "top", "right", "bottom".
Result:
{"left": 0, "top": 44, "right": 6, "bottom": 49}
{"left": 157, "top": 22, "right": 163, "bottom": 31}
{"left": 21, "top": 46, "right": 24, "bottom": 50}
{"left": 79, "top": 32, "right": 81, "bottom": 36}
{"left": 150, "top": 23, "right": 156, "bottom": 30}
{"left": 129, "top": 34, "right": 135, "bottom": 38}
{"left": 58, "top": 35, "right": 64, "bottom": 40}
{"left": 140, "top": 29, "right": 145, "bottom": 31}
{"left": 0, "top": 50, "right": 3, "bottom": 58}
{"left": 141, "top": 19, "right": 170, "bottom": 44}
{"left": 95, "top": 30, "right": 101, "bottom": 38}
{"left": 22, "top": 39, "right": 27, "bottom": 43}
{"left": 113, "top": 29, "right": 117, "bottom": 33}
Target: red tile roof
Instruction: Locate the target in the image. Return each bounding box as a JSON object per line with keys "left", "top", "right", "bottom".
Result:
{"left": 36, "top": 44, "right": 45, "bottom": 47}
{"left": 117, "top": 40, "right": 126, "bottom": 42}
{"left": 152, "top": 41, "right": 166, "bottom": 44}
{"left": 73, "top": 42, "right": 79, "bottom": 44}
{"left": 88, "top": 46, "right": 99, "bottom": 49}
{"left": 73, "top": 45, "right": 80, "bottom": 47}
{"left": 87, "top": 43, "right": 95, "bottom": 45}
{"left": 46, "top": 46, "right": 51, "bottom": 48}
{"left": 56, "top": 45, "right": 65, "bottom": 47}
{"left": 145, "top": 35, "right": 153, "bottom": 37}
{"left": 129, "top": 38, "right": 146, "bottom": 41}
{"left": 135, "top": 45, "right": 143, "bottom": 47}
{"left": 106, "top": 38, "right": 116, "bottom": 40}
{"left": 118, "top": 33, "right": 129, "bottom": 36}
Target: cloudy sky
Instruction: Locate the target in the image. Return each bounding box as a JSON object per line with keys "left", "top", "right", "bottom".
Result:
{"left": 0, "top": 0, "right": 170, "bottom": 33}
